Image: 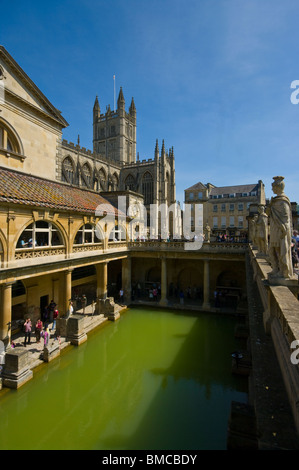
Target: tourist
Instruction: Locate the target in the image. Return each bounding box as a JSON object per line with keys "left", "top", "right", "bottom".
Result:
{"left": 24, "top": 318, "right": 32, "bottom": 346}
{"left": 43, "top": 327, "right": 50, "bottom": 348}
{"left": 48, "top": 299, "right": 56, "bottom": 323}
{"left": 179, "top": 290, "right": 184, "bottom": 305}
{"left": 291, "top": 241, "right": 298, "bottom": 269}
{"left": 68, "top": 301, "right": 74, "bottom": 317}
{"left": 35, "top": 318, "right": 43, "bottom": 343}
{"left": 119, "top": 288, "right": 124, "bottom": 303}
{"left": 137, "top": 283, "right": 141, "bottom": 297}
{"left": 52, "top": 309, "right": 58, "bottom": 330}
{"left": 81, "top": 294, "right": 87, "bottom": 314}
{"left": 153, "top": 287, "right": 158, "bottom": 301}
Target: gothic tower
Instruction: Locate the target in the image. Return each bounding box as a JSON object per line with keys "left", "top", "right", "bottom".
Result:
{"left": 93, "top": 88, "right": 137, "bottom": 164}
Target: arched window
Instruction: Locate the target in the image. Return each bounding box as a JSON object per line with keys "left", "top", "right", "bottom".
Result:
{"left": 166, "top": 172, "right": 171, "bottom": 202}
{"left": 142, "top": 171, "right": 154, "bottom": 205}
{"left": 98, "top": 168, "right": 106, "bottom": 191}
{"left": 74, "top": 224, "right": 100, "bottom": 245}
{"left": 0, "top": 119, "right": 22, "bottom": 154}
{"left": 112, "top": 173, "right": 119, "bottom": 190}
{"left": 82, "top": 163, "right": 92, "bottom": 188}
{"left": 109, "top": 225, "right": 126, "bottom": 241}
{"left": 17, "top": 221, "right": 64, "bottom": 248}
{"left": 62, "top": 156, "right": 75, "bottom": 184}
{"left": 125, "top": 174, "right": 135, "bottom": 191}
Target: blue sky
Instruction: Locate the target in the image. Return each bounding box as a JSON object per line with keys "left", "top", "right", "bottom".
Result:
{"left": 1, "top": 0, "right": 299, "bottom": 204}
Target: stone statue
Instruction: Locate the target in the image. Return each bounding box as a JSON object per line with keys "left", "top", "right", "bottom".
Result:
{"left": 255, "top": 204, "right": 268, "bottom": 255}
{"left": 249, "top": 214, "right": 258, "bottom": 247}
{"left": 204, "top": 223, "right": 211, "bottom": 243}
{"left": 266, "top": 176, "right": 293, "bottom": 279}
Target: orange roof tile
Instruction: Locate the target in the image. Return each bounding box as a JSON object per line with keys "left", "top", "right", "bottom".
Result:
{"left": 0, "top": 167, "right": 123, "bottom": 216}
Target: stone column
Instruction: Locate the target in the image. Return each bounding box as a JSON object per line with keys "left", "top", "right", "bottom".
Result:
{"left": 160, "top": 257, "right": 168, "bottom": 306}
{"left": 0, "top": 282, "right": 12, "bottom": 345}
{"left": 122, "top": 257, "right": 131, "bottom": 302}
{"left": 64, "top": 268, "right": 73, "bottom": 315}
{"left": 202, "top": 260, "right": 210, "bottom": 310}
{"left": 96, "top": 262, "right": 108, "bottom": 300}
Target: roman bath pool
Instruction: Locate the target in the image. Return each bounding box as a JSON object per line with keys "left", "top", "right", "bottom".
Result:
{"left": 0, "top": 308, "right": 248, "bottom": 450}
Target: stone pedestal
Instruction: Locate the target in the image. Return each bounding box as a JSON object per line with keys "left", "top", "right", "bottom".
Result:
{"left": 66, "top": 315, "right": 87, "bottom": 346}
{"left": 98, "top": 297, "right": 120, "bottom": 321}
{"left": 43, "top": 341, "right": 60, "bottom": 363}
{"left": 1, "top": 348, "right": 33, "bottom": 389}
{"left": 55, "top": 317, "right": 68, "bottom": 337}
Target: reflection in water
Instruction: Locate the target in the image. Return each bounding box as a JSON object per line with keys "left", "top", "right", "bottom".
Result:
{"left": 0, "top": 308, "right": 247, "bottom": 450}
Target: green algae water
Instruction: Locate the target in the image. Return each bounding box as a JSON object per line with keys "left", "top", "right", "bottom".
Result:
{"left": 0, "top": 308, "right": 247, "bottom": 450}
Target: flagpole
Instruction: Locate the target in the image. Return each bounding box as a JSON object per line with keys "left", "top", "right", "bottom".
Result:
{"left": 113, "top": 75, "right": 116, "bottom": 112}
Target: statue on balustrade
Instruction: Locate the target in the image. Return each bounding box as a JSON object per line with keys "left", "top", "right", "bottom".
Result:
{"left": 255, "top": 204, "right": 268, "bottom": 255}
{"left": 266, "top": 176, "right": 293, "bottom": 279}
{"left": 249, "top": 214, "right": 258, "bottom": 247}
{"left": 204, "top": 223, "right": 211, "bottom": 243}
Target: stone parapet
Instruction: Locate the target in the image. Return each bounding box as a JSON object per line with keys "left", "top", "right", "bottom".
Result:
{"left": 249, "top": 246, "right": 299, "bottom": 437}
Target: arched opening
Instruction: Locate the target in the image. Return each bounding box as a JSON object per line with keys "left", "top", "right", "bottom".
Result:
{"left": 215, "top": 270, "right": 242, "bottom": 310}
{"left": 62, "top": 156, "right": 75, "bottom": 184}
{"left": 11, "top": 280, "right": 27, "bottom": 326}
{"left": 0, "top": 118, "right": 23, "bottom": 154}
{"left": 16, "top": 221, "right": 64, "bottom": 248}
{"left": 72, "top": 265, "right": 97, "bottom": 312}
{"left": 98, "top": 168, "right": 107, "bottom": 191}
{"left": 110, "top": 172, "right": 119, "bottom": 191}
{"left": 81, "top": 163, "right": 92, "bottom": 188}
{"left": 74, "top": 224, "right": 101, "bottom": 245}
{"left": 125, "top": 174, "right": 136, "bottom": 191}
{"left": 142, "top": 171, "right": 154, "bottom": 205}
{"left": 109, "top": 225, "right": 126, "bottom": 241}
{"left": 166, "top": 171, "right": 171, "bottom": 202}
{"left": 177, "top": 267, "right": 203, "bottom": 299}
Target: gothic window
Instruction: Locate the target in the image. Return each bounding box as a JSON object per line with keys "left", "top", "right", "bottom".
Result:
{"left": 166, "top": 172, "right": 171, "bottom": 202}
{"left": 74, "top": 224, "right": 99, "bottom": 245}
{"left": 98, "top": 168, "right": 106, "bottom": 190}
{"left": 17, "top": 221, "right": 63, "bottom": 248}
{"left": 62, "top": 156, "right": 75, "bottom": 184}
{"left": 0, "top": 120, "right": 22, "bottom": 154}
{"left": 142, "top": 171, "right": 154, "bottom": 205}
{"left": 82, "top": 163, "right": 92, "bottom": 188}
{"left": 112, "top": 173, "right": 119, "bottom": 190}
{"left": 125, "top": 174, "right": 135, "bottom": 191}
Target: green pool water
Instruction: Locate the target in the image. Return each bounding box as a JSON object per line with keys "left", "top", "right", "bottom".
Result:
{"left": 0, "top": 308, "right": 248, "bottom": 450}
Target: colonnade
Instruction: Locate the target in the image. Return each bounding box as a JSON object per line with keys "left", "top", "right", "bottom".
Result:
{"left": 0, "top": 256, "right": 212, "bottom": 345}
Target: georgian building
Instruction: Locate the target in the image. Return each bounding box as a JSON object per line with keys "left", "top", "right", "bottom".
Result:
{"left": 184, "top": 181, "right": 266, "bottom": 240}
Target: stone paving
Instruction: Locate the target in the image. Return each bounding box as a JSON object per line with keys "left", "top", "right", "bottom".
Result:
{"left": 9, "top": 304, "right": 111, "bottom": 371}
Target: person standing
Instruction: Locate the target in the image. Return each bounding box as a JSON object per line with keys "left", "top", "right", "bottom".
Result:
{"left": 35, "top": 318, "right": 43, "bottom": 343}
{"left": 43, "top": 327, "right": 50, "bottom": 348}
{"left": 81, "top": 295, "right": 87, "bottom": 315}
{"left": 24, "top": 318, "right": 32, "bottom": 346}
{"left": 52, "top": 309, "right": 59, "bottom": 330}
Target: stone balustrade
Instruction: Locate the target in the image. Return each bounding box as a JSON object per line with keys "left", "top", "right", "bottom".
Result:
{"left": 249, "top": 245, "right": 299, "bottom": 433}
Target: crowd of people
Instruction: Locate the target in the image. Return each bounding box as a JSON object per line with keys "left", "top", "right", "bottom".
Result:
{"left": 11, "top": 299, "right": 60, "bottom": 350}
